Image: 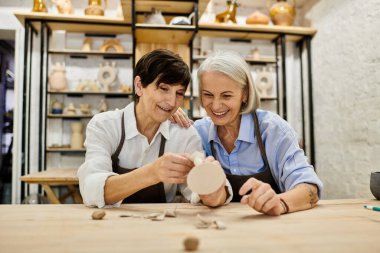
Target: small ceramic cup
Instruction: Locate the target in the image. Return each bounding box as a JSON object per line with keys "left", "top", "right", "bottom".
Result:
{"left": 370, "top": 172, "right": 380, "bottom": 200}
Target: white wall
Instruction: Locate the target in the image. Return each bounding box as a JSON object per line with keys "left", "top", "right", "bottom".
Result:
{"left": 302, "top": 0, "right": 380, "bottom": 199}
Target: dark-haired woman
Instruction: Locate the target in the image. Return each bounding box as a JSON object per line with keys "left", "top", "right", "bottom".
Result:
{"left": 78, "top": 49, "right": 229, "bottom": 208}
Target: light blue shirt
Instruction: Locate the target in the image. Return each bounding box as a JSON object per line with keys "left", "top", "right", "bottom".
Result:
{"left": 194, "top": 110, "right": 323, "bottom": 194}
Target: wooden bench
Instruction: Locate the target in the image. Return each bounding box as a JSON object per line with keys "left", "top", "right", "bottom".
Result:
{"left": 20, "top": 168, "right": 82, "bottom": 204}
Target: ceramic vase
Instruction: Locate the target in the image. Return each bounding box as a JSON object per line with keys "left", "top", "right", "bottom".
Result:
{"left": 49, "top": 62, "right": 68, "bottom": 91}
{"left": 85, "top": 0, "right": 105, "bottom": 16}
{"left": 70, "top": 122, "right": 84, "bottom": 149}
{"left": 268, "top": 0, "right": 295, "bottom": 26}
{"left": 32, "top": 0, "right": 48, "bottom": 12}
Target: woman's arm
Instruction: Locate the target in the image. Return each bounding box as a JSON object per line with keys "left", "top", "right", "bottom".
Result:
{"left": 239, "top": 178, "right": 319, "bottom": 216}
{"left": 104, "top": 153, "right": 194, "bottom": 205}
{"left": 278, "top": 183, "right": 319, "bottom": 213}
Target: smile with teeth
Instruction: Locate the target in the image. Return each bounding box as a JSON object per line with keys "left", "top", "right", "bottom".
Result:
{"left": 212, "top": 110, "right": 228, "bottom": 116}
{"left": 157, "top": 105, "right": 172, "bottom": 113}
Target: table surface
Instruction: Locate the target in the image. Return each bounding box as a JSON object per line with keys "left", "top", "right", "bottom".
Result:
{"left": 0, "top": 199, "right": 379, "bottom": 253}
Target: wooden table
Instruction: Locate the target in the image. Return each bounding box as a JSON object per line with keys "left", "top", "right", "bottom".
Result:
{"left": 20, "top": 168, "right": 82, "bottom": 204}
{"left": 0, "top": 199, "right": 379, "bottom": 253}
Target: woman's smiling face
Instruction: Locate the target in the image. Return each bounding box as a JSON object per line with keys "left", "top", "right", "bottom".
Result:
{"left": 200, "top": 71, "right": 246, "bottom": 126}
{"left": 137, "top": 79, "right": 186, "bottom": 123}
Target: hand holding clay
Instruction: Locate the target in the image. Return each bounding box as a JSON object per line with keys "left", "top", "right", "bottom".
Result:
{"left": 151, "top": 153, "right": 194, "bottom": 184}
{"left": 187, "top": 152, "right": 226, "bottom": 195}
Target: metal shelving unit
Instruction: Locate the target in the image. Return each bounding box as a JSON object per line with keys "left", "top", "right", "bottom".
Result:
{"left": 15, "top": 0, "right": 317, "bottom": 201}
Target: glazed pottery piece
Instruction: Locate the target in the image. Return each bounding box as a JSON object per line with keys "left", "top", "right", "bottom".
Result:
{"left": 32, "top": 0, "right": 48, "bottom": 12}
{"left": 144, "top": 8, "right": 166, "bottom": 24}
{"left": 216, "top": 0, "right": 238, "bottom": 24}
{"left": 268, "top": 0, "right": 295, "bottom": 26}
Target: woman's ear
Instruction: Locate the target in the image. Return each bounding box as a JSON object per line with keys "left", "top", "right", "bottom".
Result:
{"left": 134, "top": 76, "right": 143, "bottom": 97}
{"left": 242, "top": 88, "right": 248, "bottom": 104}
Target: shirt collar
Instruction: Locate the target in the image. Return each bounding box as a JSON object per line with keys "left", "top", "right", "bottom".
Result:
{"left": 237, "top": 114, "right": 255, "bottom": 143}
{"left": 124, "top": 102, "right": 170, "bottom": 141}
{"left": 207, "top": 114, "right": 255, "bottom": 145}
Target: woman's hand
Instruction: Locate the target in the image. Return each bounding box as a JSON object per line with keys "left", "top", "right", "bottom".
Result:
{"left": 151, "top": 153, "right": 194, "bottom": 184}
{"left": 169, "top": 107, "right": 193, "bottom": 128}
{"left": 199, "top": 156, "right": 227, "bottom": 207}
{"left": 239, "top": 178, "right": 285, "bottom": 216}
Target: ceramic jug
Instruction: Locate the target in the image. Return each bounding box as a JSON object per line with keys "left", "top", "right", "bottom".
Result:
{"left": 49, "top": 62, "right": 67, "bottom": 91}
{"left": 32, "top": 0, "right": 48, "bottom": 13}
{"left": 144, "top": 8, "right": 166, "bottom": 24}
{"left": 85, "top": 0, "right": 107, "bottom": 16}
{"left": 70, "top": 122, "right": 84, "bottom": 149}
{"left": 268, "top": 0, "right": 296, "bottom": 26}
{"left": 52, "top": 0, "right": 74, "bottom": 14}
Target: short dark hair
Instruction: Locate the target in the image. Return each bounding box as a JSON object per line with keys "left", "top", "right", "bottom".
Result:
{"left": 134, "top": 49, "right": 191, "bottom": 102}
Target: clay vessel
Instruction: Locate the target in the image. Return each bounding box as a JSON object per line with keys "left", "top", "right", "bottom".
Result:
{"left": 268, "top": 0, "right": 295, "bottom": 26}
{"left": 32, "top": 0, "right": 48, "bottom": 13}
{"left": 49, "top": 62, "right": 67, "bottom": 91}
{"left": 85, "top": 0, "right": 106, "bottom": 16}
{"left": 246, "top": 11, "right": 270, "bottom": 25}
{"left": 70, "top": 122, "right": 84, "bottom": 149}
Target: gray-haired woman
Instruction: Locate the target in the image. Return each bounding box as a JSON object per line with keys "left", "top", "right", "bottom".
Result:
{"left": 172, "top": 51, "right": 323, "bottom": 215}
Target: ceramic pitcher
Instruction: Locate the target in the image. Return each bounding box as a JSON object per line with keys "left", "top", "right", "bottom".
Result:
{"left": 268, "top": 0, "right": 296, "bottom": 26}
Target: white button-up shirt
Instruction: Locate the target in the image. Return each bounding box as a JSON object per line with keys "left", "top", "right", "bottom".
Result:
{"left": 78, "top": 102, "right": 204, "bottom": 208}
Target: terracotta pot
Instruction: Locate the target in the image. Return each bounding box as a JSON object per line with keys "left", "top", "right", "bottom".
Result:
{"left": 268, "top": 0, "right": 295, "bottom": 26}
{"left": 246, "top": 11, "right": 270, "bottom": 25}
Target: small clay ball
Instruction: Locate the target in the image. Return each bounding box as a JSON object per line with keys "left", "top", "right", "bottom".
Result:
{"left": 91, "top": 210, "right": 106, "bottom": 220}
{"left": 183, "top": 236, "right": 199, "bottom": 251}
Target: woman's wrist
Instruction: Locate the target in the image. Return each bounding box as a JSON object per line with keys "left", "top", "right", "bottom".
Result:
{"left": 279, "top": 198, "right": 289, "bottom": 214}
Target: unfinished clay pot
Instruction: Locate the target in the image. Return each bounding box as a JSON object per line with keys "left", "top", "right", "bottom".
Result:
{"left": 246, "top": 10, "right": 270, "bottom": 25}
{"left": 49, "top": 62, "right": 68, "bottom": 91}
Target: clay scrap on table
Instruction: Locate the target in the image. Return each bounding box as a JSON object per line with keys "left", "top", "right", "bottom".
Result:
{"left": 119, "top": 206, "right": 177, "bottom": 221}
{"left": 195, "top": 213, "right": 226, "bottom": 230}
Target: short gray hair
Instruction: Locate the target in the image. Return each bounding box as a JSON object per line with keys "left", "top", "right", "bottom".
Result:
{"left": 197, "top": 51, "right": 260, "bottom": 114}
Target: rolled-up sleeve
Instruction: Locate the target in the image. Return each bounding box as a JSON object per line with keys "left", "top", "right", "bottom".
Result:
{"left": 77, "top": 116, "right": 121, "bottom": 208}
{"left": 269, "top": 127, "right": 323, "bottom": 197}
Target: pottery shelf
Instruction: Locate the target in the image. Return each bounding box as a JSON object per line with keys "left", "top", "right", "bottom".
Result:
{"left": 48, "top": 49, "right": 133, "bottom": 59}
{"left": 47, "top": 114, "right": 93, "bottom": 119}
{"left": 134, "top": 24, "right": 196, "bottom": 44}
{"left": 120, "top": 0, "right": 210, "bottom": 24}
{"left": 16, "top": 0, "right": 317, "bottom": 192}
{"left": 198, "top": 23, "right": 316, "bottom": 42}
{"left": 14, "top": 12, "right": 132, "bottom": 34}
{"left": 48, "top": 90, "right": 133, "bottom": 97}
{"left": 193, "top": 55, "right": 277, "bottom": 65}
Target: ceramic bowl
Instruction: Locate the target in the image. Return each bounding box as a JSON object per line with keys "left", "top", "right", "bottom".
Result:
{"left": 370, "top": 172, "right": 380, "bottom": 200}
